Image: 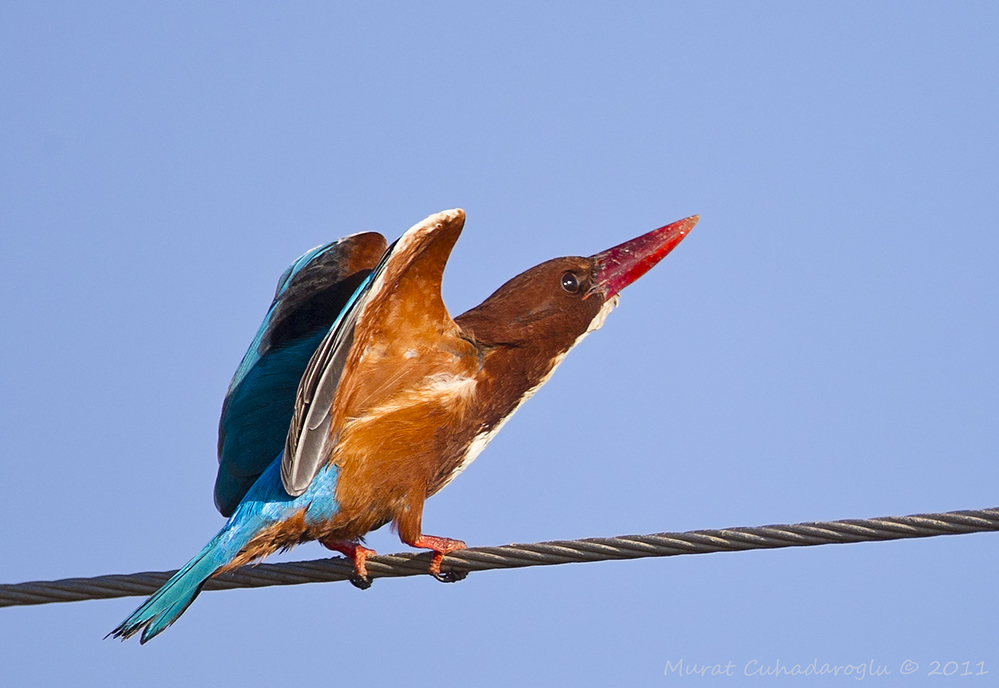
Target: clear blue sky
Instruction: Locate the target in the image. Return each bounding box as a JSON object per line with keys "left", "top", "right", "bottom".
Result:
{"left": 2, "top": 3, "right": 996, "bottom": 686}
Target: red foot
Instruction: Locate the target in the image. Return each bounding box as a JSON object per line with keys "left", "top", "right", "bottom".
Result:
{"left": 321, "top": 539, "right": 376, "bottom": 580}
{"left": 410, "top": 534, "right": 467, "bottom": 578}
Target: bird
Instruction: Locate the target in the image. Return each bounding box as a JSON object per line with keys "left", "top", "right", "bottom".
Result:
{"left": 110, "top": 208, "right": 697, "bottom": 643}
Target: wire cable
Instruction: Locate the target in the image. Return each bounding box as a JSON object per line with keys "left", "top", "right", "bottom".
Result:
{"left": 2, "top": 506, "right": 996, "bottom": 608}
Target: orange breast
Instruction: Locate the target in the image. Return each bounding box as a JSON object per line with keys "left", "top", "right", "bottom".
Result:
{"left": 325, "top": 327, "right": 481, "bottom": 541}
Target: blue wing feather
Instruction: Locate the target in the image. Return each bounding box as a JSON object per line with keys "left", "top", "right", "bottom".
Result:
{"left": 215, "top": 330, "right": 327, "bottom": 514}
{"left": 225, "top": 242, "right": 334, "bottom": 397}
{"left": 215, "top": 234, "right": 386, "bottom": 516}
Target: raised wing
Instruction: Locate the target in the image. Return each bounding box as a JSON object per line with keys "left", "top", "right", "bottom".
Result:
{"left": 281, "top": 209, "right": 468, "bottom": 495}
{"left": 215, "top": 232, "right": 387, "bottom": 516}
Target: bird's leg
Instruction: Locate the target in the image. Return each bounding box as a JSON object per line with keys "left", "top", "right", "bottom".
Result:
{"left": 397, "top": 498, "right": 468, "bottom": 582}
{"left": 409, "top": 534, "right": 468, "bottom": 583}
{"left": 320, "top": 539, "right": 376, "bottom": 589}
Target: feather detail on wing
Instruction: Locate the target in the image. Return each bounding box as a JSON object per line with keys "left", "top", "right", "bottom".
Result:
{"left": 281, "top": 209, "right": 469, "bottom": 496}
{"left": 215, "top": 232, "right": 387, "bottom": 516}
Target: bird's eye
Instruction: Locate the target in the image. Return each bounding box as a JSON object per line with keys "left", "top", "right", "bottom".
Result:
{"left": 561, "top": 272, "right": 580, "bottom": 293}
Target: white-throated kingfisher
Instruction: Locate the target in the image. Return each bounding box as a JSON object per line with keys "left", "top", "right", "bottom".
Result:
{"left": 111, "top": 209, "right": 697, "bottom": 642}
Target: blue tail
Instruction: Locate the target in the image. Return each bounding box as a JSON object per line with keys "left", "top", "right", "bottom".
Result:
{"left": 108, "top": 529, "right": 245, "bottom": 643}
{"left": 109, "top": 457, "right": 341, "bottom": 643}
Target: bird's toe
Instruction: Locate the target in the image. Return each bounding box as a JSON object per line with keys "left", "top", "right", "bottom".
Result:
{"left": 432, "top": 568, "right": 468, "bottom": 583}
{"left": 349, "top": 574, "right": 373, "bottom": 590}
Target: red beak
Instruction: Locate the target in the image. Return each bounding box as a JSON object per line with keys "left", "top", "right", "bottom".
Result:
{"left": 589, "top": 215, "right": 699, "bottom": 299}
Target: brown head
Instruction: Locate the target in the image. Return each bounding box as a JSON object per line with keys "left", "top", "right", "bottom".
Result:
{"left": 457, "top": 215, "right": 699, "bottom": 353}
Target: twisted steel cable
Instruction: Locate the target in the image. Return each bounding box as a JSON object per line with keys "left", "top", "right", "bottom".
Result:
{"left": 2, "top": 506, "right": 996, "bottom": 608}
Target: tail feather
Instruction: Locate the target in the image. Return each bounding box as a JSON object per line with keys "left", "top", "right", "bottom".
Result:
{"left": 108, "top": 529, "right": 241, "bottom": 644}
{"left": 109, "top": 456, "right": 340, "bottom": 642}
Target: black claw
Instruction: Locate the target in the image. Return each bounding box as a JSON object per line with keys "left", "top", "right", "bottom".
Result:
{"left": 432, "top": 568, "right": 468, "bottom": 583}
{"left": 349, "top": 574, "right": 372, "bottom": 590}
